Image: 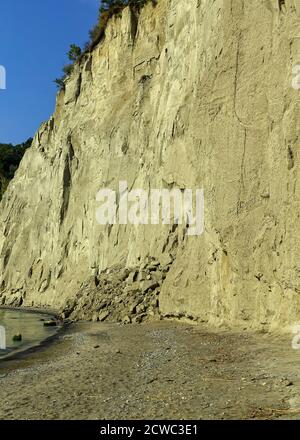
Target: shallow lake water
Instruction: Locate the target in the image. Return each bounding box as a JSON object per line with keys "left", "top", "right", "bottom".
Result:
{"left": 0, "top": 309, "right": 59, "bottom": 358}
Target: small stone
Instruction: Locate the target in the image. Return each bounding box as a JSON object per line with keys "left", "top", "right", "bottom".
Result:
{"left": 124, "top": 282, "right": 140, "bottom": 293}
{"left": 140, "top": 280, "right": 159, "bottom": 293}
{"left": 138, "top": 270, "right": 148, "bottom": 282}
{"left": 136, "top": 304, "right": 146, "bottom": 314}
{"left": 98, "top": 310, "right": 110, "bottom": 322}
{"left": 129, "top": 304, "right": 137, "bottom": 314}
{"left": 122, "top": 315, "right": 131, "bottom": 324}
{"left": 132, "top": 315, "right": 143, "bottom": 324}
{"left": 150, "top": 271, "right": 163, "bottom": 282}
{"left": 126, "top": 271, "right": 138, "bottom": 284}
{"left": 151, "top": 298, "right": 159, "bottom": 308}
{"left": 159, "top": 253, "right": 173, "bottom": 267}
{"left": 44, "top": 320, "right": 57, "bottom": 327}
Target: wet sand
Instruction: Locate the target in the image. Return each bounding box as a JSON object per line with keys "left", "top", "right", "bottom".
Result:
{"left": 0, "top": 321, "right": 299, "bottom": 420}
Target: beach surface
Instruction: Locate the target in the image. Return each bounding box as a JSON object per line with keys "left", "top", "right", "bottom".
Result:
{"left": 0, "top": 321, "right": 300, "bottom": 420}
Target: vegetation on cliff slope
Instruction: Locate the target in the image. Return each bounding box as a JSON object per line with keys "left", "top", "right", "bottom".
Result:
{"left": 55, "top": 0, "right": 157, "bottom": 90}
{"left": 0, "top": 139, "right": 32, "bottom": 200}
{"left": 88, "top": 0, "right": 156, "bottom": 49}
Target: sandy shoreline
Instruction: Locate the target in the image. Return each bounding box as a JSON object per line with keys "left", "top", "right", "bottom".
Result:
{"left": 0, "top": 305, "right": 60, "bottom": 318}
{"left": 0, "top": 321, "right": 300, "bottom": 420}
{"left": 0, "top": 307, "right": 64, "bottom": 362}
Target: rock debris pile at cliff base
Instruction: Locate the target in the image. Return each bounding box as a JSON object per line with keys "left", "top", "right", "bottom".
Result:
{"left": 61, "top": 255, "right": 180, "bottom": 323}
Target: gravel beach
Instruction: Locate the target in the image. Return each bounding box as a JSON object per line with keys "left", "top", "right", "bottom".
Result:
{"left": 0, "top": 321, "right": 299, "bottom": 420}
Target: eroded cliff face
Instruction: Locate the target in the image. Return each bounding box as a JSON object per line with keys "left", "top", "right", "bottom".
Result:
{"left": 1, "top": 0, "right": 300, "bottom": 330}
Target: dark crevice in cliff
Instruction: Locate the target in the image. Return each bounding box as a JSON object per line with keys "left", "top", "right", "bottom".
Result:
{"left": 129, "top": 6, "right": 139, "bottom": 44}
{"left": 59, "top": 137, "right": 74, "bottom": 226}
{"left": 287, "top": 145, "right": 295, "bottom": 170}
{"left": 75, "top": 73, "right": 82, "bottom": 103}
{"left": 278, "top": 0, "right": 285, "bottom": 12}
{"left": 3, "top": 248, "right": 11, "bottom": 270}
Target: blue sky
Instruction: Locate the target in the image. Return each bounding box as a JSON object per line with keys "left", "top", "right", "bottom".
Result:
{"left": 0, "top": 0, "right": 100, "bottom": 144}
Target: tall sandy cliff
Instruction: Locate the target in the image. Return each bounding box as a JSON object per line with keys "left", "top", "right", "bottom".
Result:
{"left": 1, "top": 0, "right": 300, "bottom": 330}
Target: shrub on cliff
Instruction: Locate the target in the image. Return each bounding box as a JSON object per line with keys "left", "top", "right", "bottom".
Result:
{"left": 0, "top": 138, "right": 32, "bottom": 200}
{"left": 67, "top": 44, "right": 82, "bottom": 62}
{"left": 88, "top": 0, "right": 157, "bottom": 49}
{"left": 54, "top": 44, "right": 82, "bottom": 91}
{"left": 54, "top": 0, "right": 157, "bottom": 90}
